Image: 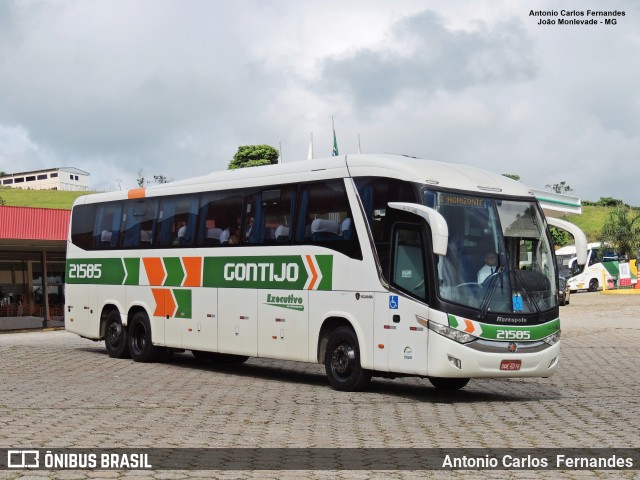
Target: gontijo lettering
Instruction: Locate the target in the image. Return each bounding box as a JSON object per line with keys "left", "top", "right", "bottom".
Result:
{"left": 224, "top": 262, "right": 299, "bottom": 282}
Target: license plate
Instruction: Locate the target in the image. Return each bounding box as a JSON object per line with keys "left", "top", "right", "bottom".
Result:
{"left": 500, "top": 359, "right": 522, "bottom": 371}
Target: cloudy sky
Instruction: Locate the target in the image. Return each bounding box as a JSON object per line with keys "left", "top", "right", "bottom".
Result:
{"left": 1, "top": 0, "right": 638, "bottom": 204}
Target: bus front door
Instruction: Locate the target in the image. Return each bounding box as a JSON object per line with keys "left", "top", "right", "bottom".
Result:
{"left": 386, "top": 224, "right": 430, "bottom": 375}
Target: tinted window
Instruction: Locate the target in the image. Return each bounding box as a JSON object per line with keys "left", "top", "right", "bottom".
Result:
{"left": 391, "top": 224, "right": 426, "bottom": 301}
{"left": 156, "top": 195, "right": 199, "bottom": 247}
{"left": 295, "top": 179, "right": 361, "bottom": 259}
{"left": 121, "top": 199, "right": 159, "bottom": 248}
{"left": 93, "top": 202, "right": 123, "bottom": 249}
{"left": 246, "top": 186, "right": 296, "bottom": 245}
{"left": 71, "top": 204, "right": 97, "bottom": 250}
{"left": 354, "top": 177, "right": 417, "bottom": 243}
{"left": 197, "top": 191, "right": 245, "bottom": 246}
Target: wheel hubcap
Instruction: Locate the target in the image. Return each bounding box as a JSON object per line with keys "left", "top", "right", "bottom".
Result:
{"left": 331, "top": 343, "right": 356, "bottom": 376}
{"left": 132, "top": 324, "right": 146, "bottom": 353}
{"left": 107, "top": 322, "right": 121, "bottom": 346}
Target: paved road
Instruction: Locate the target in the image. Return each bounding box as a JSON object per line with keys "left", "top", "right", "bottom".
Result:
{"left": 0, "top": 292, "right": 638, "bottom": 479}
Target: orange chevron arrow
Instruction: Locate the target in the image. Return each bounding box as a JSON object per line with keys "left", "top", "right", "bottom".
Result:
{"left": 182, "top": 257, "right": 202, "bottom": 287}
{"left": 143, "top": 257, "right": 166, "bottom": 286}
{"left": 464, "top": 319, "right": 475, "bottom": 334}
{"left": 305, "top": 255, "right": 318, "bottom": 290}
{"left": 151, "top": 288, "right": 176, "bottom": 317}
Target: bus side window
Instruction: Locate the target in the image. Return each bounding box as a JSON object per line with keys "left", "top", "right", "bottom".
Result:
{"left": 295, "top": 180, "right": 361, "bottom": 259}
{"left": 93, "top": 202, "right": 123, "bottom": 249}
{"left": 245, "top": 187, "right": 296, "bottom": 245}
{"left": 120, "top": 199, "right": 158, "bottom": 248}
{"left": 71, "top": 204, "right": 97, "bottom": 250}
{"left": 354, "top": 177, "right": 419, "bottom": 278}
{"left": 197, "top": 191, "right": 245, "bottom": 247}
{"left": 157, "top": 195, "right": 199, "bottom": 248}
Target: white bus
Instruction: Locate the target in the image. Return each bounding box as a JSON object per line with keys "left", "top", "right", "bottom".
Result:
{"left": 65, "top": 154, "right": 586, "bottom": 391}
{"left": 556, "top": 242, "right": 622, "bottom": 291}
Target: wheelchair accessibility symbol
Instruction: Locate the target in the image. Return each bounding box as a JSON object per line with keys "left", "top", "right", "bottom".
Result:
{"left": 389, "top": 295, "right": 399, "bottom": 310}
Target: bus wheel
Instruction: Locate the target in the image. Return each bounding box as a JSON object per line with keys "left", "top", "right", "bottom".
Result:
{"left": 428, "top": 377, "right": 470, "bottom": 390}
{"left": 325, "top": 326, "right": 371, "bottom": 392}
{"left": 128, "top": 312, "right": 159, "bottom": 363}
{"left": 588, "top": 278, "right": 599, "bottom": 292}
{"left": 104, "top": 310, "right": 130, "bottom": 359}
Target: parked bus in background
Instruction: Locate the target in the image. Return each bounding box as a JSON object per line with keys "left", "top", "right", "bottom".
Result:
{"left": 556, "top": 242, "right": 627, "bottom": 291}
{"left": 65, "top": 154, "right": 587, "bottom": 391}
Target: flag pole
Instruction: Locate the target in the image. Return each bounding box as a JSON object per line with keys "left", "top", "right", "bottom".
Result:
{"left": 307, "top": 132, "right": 314, "bottom": 160}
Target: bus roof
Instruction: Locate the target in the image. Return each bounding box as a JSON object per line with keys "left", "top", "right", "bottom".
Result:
{"left": 74, "top": 154, "right": 535, "bottom": 206}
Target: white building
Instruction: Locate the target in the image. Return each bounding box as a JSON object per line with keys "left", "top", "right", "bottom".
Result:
{"left": 0, "top": 167, "right": 90, "bottom": 191}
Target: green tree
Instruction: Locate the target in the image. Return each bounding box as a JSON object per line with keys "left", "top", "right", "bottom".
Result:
{"left": 136, "top": 169, "right": 146, "bottom": 187}
{"left": 549, "top": 226, "right": 571, "bottom": 247}
{"left": 228, "top": 145, "right": 279, "bottom": 170}
{"left": 596, "top": 197, "right": 625, "bottom": 207}
{"left": 153, "top": 175, "right": 171, "bottom": 184}
{"left": 599, "top": 207, "right": 640, "bottom": 258}
{"left": 545, "top": 181, "right": 573, "bottom": 194}
{"left": 0, "top": 197, "right": 5, "bottom": 206}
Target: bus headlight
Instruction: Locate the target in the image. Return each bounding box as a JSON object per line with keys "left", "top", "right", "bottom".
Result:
{"left": 542, "top": 330, "right": 561, "bottom": 346}
{"left": 426, "top": 320, "right": 477, "bottom": 344}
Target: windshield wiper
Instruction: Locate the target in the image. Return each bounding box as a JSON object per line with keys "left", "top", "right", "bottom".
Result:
{"left": 478, "top": 266, "right": 504, "bottom": 319}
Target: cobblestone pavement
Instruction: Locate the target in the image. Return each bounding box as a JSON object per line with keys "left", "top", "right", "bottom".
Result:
{"left": 0, "top": 292, "right": 638, "bottom": 479}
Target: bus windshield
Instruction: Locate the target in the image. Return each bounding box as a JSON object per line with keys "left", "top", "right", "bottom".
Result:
{"left": 425, "top": 191, "right": 557, "bottom": 315}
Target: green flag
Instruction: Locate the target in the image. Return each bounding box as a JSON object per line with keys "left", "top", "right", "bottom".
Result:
{"left": 332, "top": 117, "right": 339, "bottom": 156}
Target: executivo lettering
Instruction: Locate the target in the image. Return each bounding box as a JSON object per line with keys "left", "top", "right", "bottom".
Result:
{"left": 265, "top": 293, "right": 305, "bottom": 311}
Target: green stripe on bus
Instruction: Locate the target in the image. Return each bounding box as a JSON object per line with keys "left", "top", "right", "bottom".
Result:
{"left": 67, "top": 255, "right": 333, "bottom": 290}
{"left": 163, "top": 257, "right": 185, "bottom": 287}
{"left": 173, "top": 289, "right": 192, "bottom": 319}
{"left": 480, "top": 319, "right": 560, "bottom": 341}
{"left": 123, "top": 258, "right": 140, "bottom": 285}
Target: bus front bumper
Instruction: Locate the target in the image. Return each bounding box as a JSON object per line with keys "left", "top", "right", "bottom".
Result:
{"left": 427, "top": 332, "right": 561, "bottom": 378}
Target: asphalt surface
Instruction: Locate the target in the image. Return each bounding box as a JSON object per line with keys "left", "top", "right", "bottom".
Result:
{"left": 0, "top": 292, "right": 638, "bottom": 479}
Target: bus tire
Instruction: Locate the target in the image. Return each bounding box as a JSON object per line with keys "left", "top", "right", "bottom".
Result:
{"left": 128, "top": 311, "right": 159, "bottom": 363}
{"left": 324, "top": 326, "right": 371, "bottom": 392}
{"left": 104, "top": 310, "right": 130, "bottom": 359}
{"left": 588, "top": 278, "right": 599, "bottom": 292}
{"left": 428, "top": 377, "right": 470, "bottom": 390}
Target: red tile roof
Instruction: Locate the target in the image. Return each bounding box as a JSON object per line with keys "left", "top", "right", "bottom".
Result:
{"left": 0, "top": 206, "right": 70, "bottom": 241}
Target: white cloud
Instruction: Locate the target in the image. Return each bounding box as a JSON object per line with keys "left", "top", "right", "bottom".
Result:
{"left": 0, "top": 0, "right": 638, "bottom": 205}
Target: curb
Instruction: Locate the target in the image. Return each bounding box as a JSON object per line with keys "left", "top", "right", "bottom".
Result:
{"left": 0, "top": 326, "right": 66, "bottom": 334}
{"left": 600, "top": 289, "right": 640, "bottom": 295}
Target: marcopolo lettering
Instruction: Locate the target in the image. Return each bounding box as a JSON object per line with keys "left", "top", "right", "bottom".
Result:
{"left": 224, "top": 262, "right": 299, "bottom": 283}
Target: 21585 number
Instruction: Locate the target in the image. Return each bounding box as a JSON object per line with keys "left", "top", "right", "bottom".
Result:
{"left": 496, "top": 330, "right": 530, "bottom": 340}
{"left": 68, "top": 263, "right": 102, "bottom": 279}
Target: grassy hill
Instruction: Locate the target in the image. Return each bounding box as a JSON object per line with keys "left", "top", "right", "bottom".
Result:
{"left": 0, "top": 187, "right": 94, "bottom": 210}
{"left": 565, "top": 205, "right": 612, "bottom": 242}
